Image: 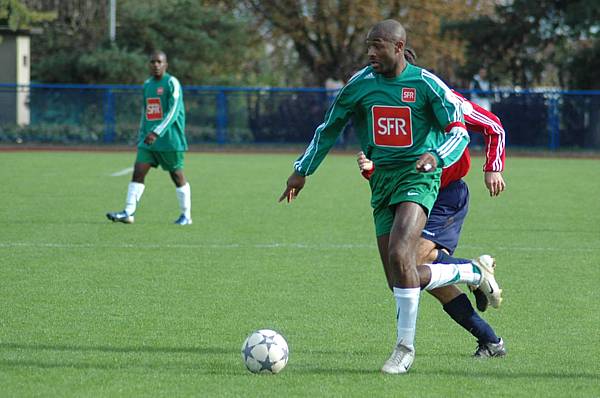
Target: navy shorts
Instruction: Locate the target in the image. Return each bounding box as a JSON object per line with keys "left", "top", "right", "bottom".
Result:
{"left": 421, "top": 179, "right": 469, "bottom": 255}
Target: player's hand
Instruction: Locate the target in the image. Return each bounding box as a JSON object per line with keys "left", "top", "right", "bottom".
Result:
{"left": 357, "top": 151, "right": 374, "bottom": 172}
{"left": 278, "top": 171, "right": 306, "bottom": 203}
{"left": 416, "top": 152, "right": 437, "bottom": 172}
{"left": 357, "top": 151, "right": 375, "bottom": 180}
{"left": 144, "top": 132, "right": 159, "bottom": 145}
{"left": 484, "top": 171, "right": 506, "bottom": 197}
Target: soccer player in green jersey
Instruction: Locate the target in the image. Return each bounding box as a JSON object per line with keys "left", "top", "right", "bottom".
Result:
{"left": 357, "top": 48, "right": 507, "bottom": 359}
{"left": 107, "top": 51, "right": 192, "bottom": 225}
{"left": 279, "top": 20, "right": 502, "bottom": 374}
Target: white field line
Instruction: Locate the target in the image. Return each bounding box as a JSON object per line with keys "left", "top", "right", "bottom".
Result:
{"left": 110, "top": 167, "right": 133, "bottom": 177}
{"left": 0, "top": 242, "right": 598, "bottom": 252}
{"left": 0, "top": 242, "right": 372, "bottom": 250}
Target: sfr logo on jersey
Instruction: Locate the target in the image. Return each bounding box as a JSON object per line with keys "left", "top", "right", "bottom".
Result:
{"left": 146, "top": 98, "right": 163, "bottom": 121}
{"left": 372, "top": 105, "right": 413, "bottom": 147}
{"left": 402, "top": 88, "right": 416, "bottom": 102}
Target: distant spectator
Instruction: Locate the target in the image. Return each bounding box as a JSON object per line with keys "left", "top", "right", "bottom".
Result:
{"left": 470, "top": 67, "right": 492, "bottom": 111}
{"left": 325, "top": 77, "right": 343, "bottom": 103}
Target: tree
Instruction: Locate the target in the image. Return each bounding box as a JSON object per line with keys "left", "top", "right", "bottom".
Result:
{"left": 23, "top": 0, "right": 118, "bottom": 82}
{"left": 564, "top": 40, "right": 600, "bottom": 89}
{"left": 445, "top": 0, "right": 600, "bottom": 88}
{"left": 116, "top": 0, "right": 263, "bottom": 85}
{"left": 223, "top": 0, "right": 494, "bottom": 86}
{"left": 0, "top": 0, "right": 55, "bottom": 31}
{"left": 25, "top": 0, "right": 268, "bottom": 85}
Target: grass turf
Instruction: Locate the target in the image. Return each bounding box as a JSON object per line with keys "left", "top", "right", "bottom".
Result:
{"left": 0, "top": 151, "right": 598, "bottom": 397}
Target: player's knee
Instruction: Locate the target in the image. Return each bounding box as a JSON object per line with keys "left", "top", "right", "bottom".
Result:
{"left": 419, "top": 249, "right": 437, "bottom": 265}
{"left": 388, "top": 245, "right": 415, "bottom": 274}
{"left": 416, "top": 238, "right": 438, "bottom": 265}
{"left": 170, "top": 171, "right": 186, "bottom": 187}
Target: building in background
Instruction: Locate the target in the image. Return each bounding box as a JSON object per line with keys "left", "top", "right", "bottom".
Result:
{"left": 0, "top": 27, "right": 36, "bottom": 126}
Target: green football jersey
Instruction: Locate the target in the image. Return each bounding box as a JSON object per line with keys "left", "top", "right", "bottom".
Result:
{"left": 294, "top": 64, "right": 469, "bottom": 175}
{"left": 138, "top": 72, "right": 188, "bottom": 152}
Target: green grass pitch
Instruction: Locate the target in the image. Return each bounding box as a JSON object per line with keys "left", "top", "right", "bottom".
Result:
{"left": 0, "top": 151, "right": 598, "bottom": 397}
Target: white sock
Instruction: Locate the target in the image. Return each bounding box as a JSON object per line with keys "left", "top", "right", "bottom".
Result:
{"left": 175, "top": 183, "right": 191, "bottom": 219}
{"left": 423, "top": 263, "right": 482, "bottom": 290}
{"left": 124, "top": 182, "right": 145, "bottom": 216}
{"left": 393, "top": 287, "right": 420, "bottom": 350}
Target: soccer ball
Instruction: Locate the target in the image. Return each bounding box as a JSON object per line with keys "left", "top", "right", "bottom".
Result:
{"left": 241, "top": 329, "right": 289, "bottom": 374}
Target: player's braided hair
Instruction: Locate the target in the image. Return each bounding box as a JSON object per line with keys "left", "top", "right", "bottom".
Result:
{"left": 404, "top": 48, "right": 417, "bottom": 65}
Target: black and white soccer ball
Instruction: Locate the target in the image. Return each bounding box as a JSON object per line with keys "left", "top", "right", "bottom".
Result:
{"left": 241, "top": 329, "right": 289, "bottom": 374}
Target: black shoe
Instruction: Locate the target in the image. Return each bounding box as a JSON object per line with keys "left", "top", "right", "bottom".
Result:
{"left": 474, "top": 338, "right": 506, "bottom": 358}
{"left": 471, "top": 286, "right": 489, "bottom": 312}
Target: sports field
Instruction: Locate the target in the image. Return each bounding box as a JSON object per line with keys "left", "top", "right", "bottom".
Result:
{"left": 1, "top": 151, "right": 598, "bottom": 397}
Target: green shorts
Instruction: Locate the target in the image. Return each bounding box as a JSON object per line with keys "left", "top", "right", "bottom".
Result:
{"left": 136, "top": 148, "right": 185, "bottom": 172}
{"left": 370, "top": 166, "right": 441, "bottom": 237}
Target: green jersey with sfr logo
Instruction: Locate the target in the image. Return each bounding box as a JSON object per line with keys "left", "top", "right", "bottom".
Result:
{"left": 294, "top": 63, "right": 468, "bottom": 174}
{"left": 138, "top": 72, "right": 187, "bottom": 151}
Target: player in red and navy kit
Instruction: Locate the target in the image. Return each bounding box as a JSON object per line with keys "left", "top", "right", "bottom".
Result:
{"left": 358, "top": 47, "right": 507, "bottom": 358}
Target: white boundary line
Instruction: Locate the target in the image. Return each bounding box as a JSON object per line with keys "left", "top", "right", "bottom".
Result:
{"left": 110, "top": 167, "right": 133, "bottom": 177}
{"left": 0, "top": 242, "right": 598, "bottom": 252}
{"left": 0, "top": 242, "right": 372, "bottom": 250}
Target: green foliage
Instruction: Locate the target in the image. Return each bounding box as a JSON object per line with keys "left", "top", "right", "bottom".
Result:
{"left": 445, "top": 0, "right": 600, "bottom": 88}
{"left": 31, "top": 0, "right": 269, "bottom": 85}
{"left": 0, "top": 123, "right": 104, "bottom": 144}
{"left": 563, "top": 39, "right": 600, "bottom": 89}
{"left": 32, "top": 45, "right": 147, "bottom": 84}
{"left": 0, "top": 0, "right": 55, "bottom": 30}
{"left": 77, "top": 47, "right": 147, "bottom": 85}
{"left": 116, "top": 0, "right": 262, "bottom": 85}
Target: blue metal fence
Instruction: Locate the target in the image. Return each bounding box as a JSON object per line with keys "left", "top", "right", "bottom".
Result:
{"left": 1, "top": 83, "right": 599, "bottom": 150}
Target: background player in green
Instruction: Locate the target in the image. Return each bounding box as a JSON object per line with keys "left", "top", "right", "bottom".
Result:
{"left": 107, "top": 50, "right": 192, "bottom": 225}
{"left": 279, "top": 20, "right": 502, "bottom": 374}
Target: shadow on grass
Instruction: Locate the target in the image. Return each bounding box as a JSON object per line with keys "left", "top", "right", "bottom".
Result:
{"left": 277, "top": 366, "right": 599, "bottom": 380}
{"left": 414, "top": 368, "right": 599, "bottom": 380}
{"left": 0, "top": 342, "right": 230, "bottom": 355}
{"left": 0, "top": 342, "right": 241, "bottom": 373}
{"left": 0, "top": 358, "right": 249, "bottom": 375}
{"left": 1, "top": 343, "right": 597, "bottom": 381}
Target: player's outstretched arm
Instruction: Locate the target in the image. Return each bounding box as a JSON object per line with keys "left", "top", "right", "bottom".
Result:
{"left": 484, "top": 171, "right": 506, "bottom": 197}
{"left": 278, "top": 171, "right": 306, "bottom": 203}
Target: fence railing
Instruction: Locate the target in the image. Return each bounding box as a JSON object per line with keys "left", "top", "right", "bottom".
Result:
{"left": 1, "top": 83, "right": 599, "bottom": 150}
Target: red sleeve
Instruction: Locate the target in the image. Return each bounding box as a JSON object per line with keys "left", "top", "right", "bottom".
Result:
{"left": 440, "top": 149, "right": 470, "bottom": 189}
{"left": 463, "top": 100, "right": 506, "bottom": 172}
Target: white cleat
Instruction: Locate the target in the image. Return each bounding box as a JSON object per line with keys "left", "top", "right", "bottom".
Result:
{"left": 174, "top": 214, "right": 192, "bottom": 225}
{"left": 381, "top": 343, "right": 414, "bottom": 374}
{"left": 472, "top": 255, "right": 503, "bottom": 309}
{"left": 106, "top": 211, "right": 134, "bottom": 224}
